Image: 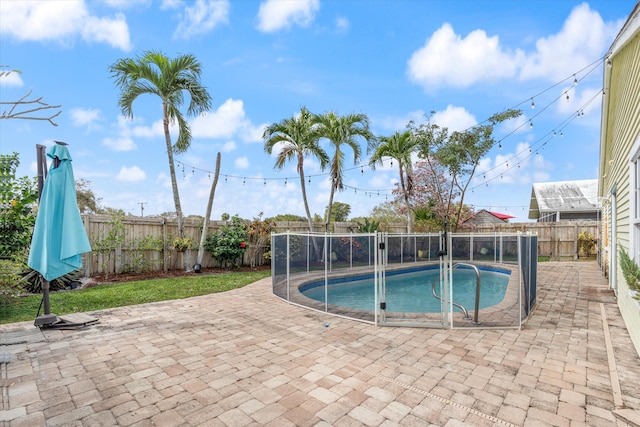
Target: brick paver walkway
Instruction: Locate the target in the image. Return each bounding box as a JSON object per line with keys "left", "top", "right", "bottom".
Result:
{"left": 1, "top": 261, "right": 639, "bottom": 426}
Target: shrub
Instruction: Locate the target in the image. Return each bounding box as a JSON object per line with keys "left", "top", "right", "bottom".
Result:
{"left": 203, "top": 215, "right": 247, "bottom": 269}
{"left": 578, "top": 231, "right": 596, "bottom": 257}
{"left": 619, "top": 247, "right": 640, "bottom": 293}
{"left": 0, "top": 259, "right": 24, "bottom": 306}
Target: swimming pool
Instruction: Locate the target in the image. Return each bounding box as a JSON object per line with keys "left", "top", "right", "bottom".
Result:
{"left": 300, "top": 266, "right": 511, "bottom": 313}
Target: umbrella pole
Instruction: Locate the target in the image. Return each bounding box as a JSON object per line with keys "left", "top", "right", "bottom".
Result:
{"left": 43, "top": 279, "right": 51, "bottom": 314}
{"left": 35, "top": 276, "right": 58, "bottom": 327}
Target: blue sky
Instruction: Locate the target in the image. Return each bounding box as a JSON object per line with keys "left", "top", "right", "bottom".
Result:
{"left": 0, "top": 0, "right": 633, "bottom": 221}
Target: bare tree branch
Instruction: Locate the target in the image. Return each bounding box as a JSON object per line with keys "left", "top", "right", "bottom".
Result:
{"left": 0, "top": 67, "right": 62, "bottom": 126}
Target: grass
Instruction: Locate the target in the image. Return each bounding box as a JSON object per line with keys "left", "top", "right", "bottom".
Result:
{"left": 0, "top": 270, "right": 271, "bottom": 325}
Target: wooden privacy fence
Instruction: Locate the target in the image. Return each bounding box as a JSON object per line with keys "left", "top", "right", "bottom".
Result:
{"left": 80, "top": 215, "right": 599, "bottom": 277}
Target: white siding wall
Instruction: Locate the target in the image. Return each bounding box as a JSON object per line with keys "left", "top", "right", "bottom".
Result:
{"left": 602, "top": 30, "right": 640, "bottom": 354}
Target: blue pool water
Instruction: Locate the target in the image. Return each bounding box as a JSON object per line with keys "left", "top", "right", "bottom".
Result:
{"left": 301, "top": 267, "right": 510, "bottom": 313}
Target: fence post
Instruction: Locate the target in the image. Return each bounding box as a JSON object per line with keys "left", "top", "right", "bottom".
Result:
{"left": 574, "top": 222, "right": 578, "bottom": 260}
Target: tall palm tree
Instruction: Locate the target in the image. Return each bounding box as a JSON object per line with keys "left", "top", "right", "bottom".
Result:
{"left": 315, "top": 112, "right": 375, "bottom": 232}
{"left": 109, "top": 50, "right": 212, "bottom": 238}
{"left": 263, "top": 107, "right": 329, "bottom": 233}
{"left": 368, "top": 130, "right": 418, "bottom": 233}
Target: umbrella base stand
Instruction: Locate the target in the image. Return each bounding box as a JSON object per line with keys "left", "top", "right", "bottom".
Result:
{"left": 36, "top": 313, "right": 99, "bottom": 329}
{"left": 34, "top": 314, "right": 58, "bottom": 327}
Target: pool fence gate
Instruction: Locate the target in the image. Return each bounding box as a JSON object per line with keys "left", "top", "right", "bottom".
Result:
{"left": 271, "top": 231, "right": 538, "bottom": 329}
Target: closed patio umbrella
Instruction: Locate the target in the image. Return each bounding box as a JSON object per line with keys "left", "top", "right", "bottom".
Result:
{"left": 28, "top": 142, "right": 91, "bottom": 326}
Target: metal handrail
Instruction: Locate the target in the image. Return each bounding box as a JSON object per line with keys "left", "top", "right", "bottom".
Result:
{"left": 452, "top": 262, "right": 481, "bottom": 325}
{"left": 431, "top": 277, "right": 471, "bottom": 320}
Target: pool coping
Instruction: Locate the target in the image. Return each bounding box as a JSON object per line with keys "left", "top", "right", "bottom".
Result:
{"left": 272, "top": 260, "right": 527, "bottom": 328}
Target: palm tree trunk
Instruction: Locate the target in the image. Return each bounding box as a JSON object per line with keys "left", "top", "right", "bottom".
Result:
{"left": 197, "top": 152, "right": 221, "bottom": 267}
{"left": 325, "top": 179, "right": 336, "bottom": 233}
{"left": 399, "top": 163, "right": 412, "bottom": 233}
{"left": 299, "top": 166, "right": 314, "bottom": 233}
{"left": 163, "top": 103, "right": 184, "bottom": 238}
{"left": 299, "top": 166, "right": 321, "bottom": 260}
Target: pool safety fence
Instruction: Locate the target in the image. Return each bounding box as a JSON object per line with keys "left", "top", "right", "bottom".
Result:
{"left": 271, "top": 232, "right": 538, "bottom": 329}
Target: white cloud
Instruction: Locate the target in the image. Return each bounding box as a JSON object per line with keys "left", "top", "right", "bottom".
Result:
{"left": 160, "top": 0, "right": 182, "bottom": 10}
{"left": 132, "top": 120, "right": 168, "bottom": 138}
{"left": 0, "top": 69, "right": 23, "bottom": 87}
{"left": 335, "top": 16, "right": 349, "bottom": 34}
{"left": 70, "top": 108, "right": 101, "bottom": 130}
{"left": 378, "top": 110, "right": 425, "bottom": 132}
{"left": 257, "top": 0, "right": 319, "bottom": 33}
{"left": 0, "top": 1, "right": 132, "bottom": 51}
{"left": 556, "top": 85, "right": 602, "bottom": 118}
{"left": 407, "top": 3, "right": 622, "bottom": 91}
{"left": 191, "top": 98, "right": 257, "bottom": 139}
{"left": 407, "top": 23, "right": 521, "bottom": 90}
{"left": 117, "top": 165, "right": 146, "bottom": 182}
{"left": 173, "top": 0, "right": 229, "bottom": 39}
{"left": 221, "top": 141, "right": 237, "bottom": 152}
{"left": 103, "top": 136, "right": 136, "bottom": 151}
{"left": 519, "top": 3, "right": 622, "bottom": 81}
{"left": 235, "top": 156, "right": 249, "bottom": 169}
{"left": 431, "top": 105, "right": 477, "bottom": 132}
{"left": 241, "top": 123, "right": 268, "bottom": 143}
{"left": 104, "top": 0, "right": 152, "bottom": 9}
{"left": 476, "top": 141, "right": 534, "bottom": 185}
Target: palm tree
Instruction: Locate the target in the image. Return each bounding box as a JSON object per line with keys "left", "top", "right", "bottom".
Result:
{"left": 368, "top": 130, "right": 418, "bottom": 232}
{"left": 263, "top": 107, "right": 329, "bottom": 233}
{"left": 109, "top": 50, "right": 212, "bottom": 238}
{"left": 315, "top": 112, "right": 375, "bottom": 232}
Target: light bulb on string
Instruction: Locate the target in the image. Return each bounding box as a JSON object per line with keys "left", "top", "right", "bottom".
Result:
{"left": 208, "top": 172, "right": 211, "bottom": 180}
{"left": 530, "top": 98, "right": 535, "bottom": 109}
{"left": 224, "top": 175, "right": 227, "bottom": 183}
{"left": 360, "top": 166, "right": 364, "bottom": 174}
{"left": 566, "top": 92, "right": 570, "bottom": 101}
{"left": 242, "top": 178, "right": 246, "bottom": 186}
{"left": 498, "top": 142, "right": 502, "bottom": 149}
{"left": 529, "top": 120, "right": 533, "bottom": 129}
{"left": 284, "top": 178, "right": 287, "bottom": 186}
{"left": 192, "top": 167, "right": 195, "bottom": 174}
{"left": 573, "top": 74, "right": 578, "bottom": 85}
{"left": 264, "top": 179, "right": 266, "bottom": 186}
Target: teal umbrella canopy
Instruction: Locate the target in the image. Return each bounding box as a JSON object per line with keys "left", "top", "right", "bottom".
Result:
{"left": 28, "top": 144, "right": 91, "bottom": 281}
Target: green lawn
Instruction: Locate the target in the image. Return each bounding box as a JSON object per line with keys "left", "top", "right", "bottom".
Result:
{"left": 0, "top": 270, "right": 271, "bottom": 325}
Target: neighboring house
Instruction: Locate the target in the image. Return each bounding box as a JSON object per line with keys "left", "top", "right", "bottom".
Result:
{"left": 528, "top": 179, "right": 600, "bottom": 222}
{"left": 598, "top": 3, "right": 640, "bottom": 356}
{"left": 462, "top": 209, "right": 515, "bottom": 227}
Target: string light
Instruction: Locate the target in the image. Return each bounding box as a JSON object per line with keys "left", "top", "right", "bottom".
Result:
{"left": 174, "top": 60, "right": 605, "bottom": 204}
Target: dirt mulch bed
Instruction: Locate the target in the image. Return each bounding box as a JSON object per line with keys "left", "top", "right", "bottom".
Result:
{"left": 86, "top": 265, "right": 271, "bottom": 286}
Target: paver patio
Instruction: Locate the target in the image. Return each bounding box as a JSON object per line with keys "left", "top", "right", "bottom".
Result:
{"left": 1, "top": 261, "right": 639, "bottom": 426}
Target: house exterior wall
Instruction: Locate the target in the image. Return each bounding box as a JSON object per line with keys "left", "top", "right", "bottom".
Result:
{"left": 599, "top": 15, "right": 640, "bottom": 355}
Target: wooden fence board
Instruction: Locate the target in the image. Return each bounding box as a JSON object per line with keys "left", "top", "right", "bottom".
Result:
{"left": 80, "top": 215, "right": 599, "bottom": 276}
